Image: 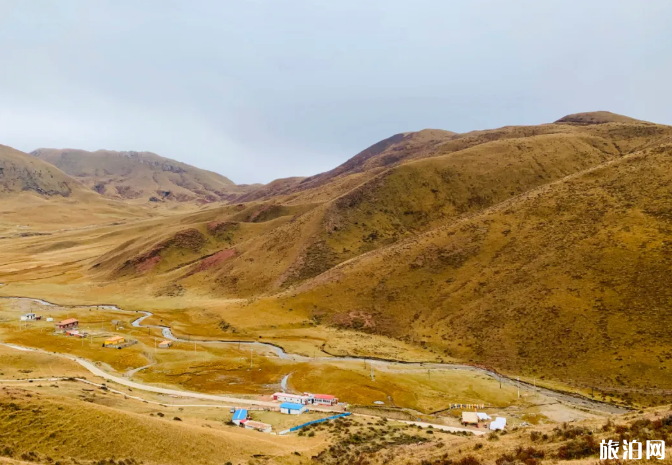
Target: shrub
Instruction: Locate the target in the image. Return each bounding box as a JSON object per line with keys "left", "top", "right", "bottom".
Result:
{"left": 556, "top": 435, "right": 599, "bottom": 459}
{"left": 456, "top": 456, "right": 482, "bottom": 465}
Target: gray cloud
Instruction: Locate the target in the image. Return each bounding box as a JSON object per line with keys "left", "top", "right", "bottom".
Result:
{"left": 1, "top": 0, "right": 670, "bottom": 183}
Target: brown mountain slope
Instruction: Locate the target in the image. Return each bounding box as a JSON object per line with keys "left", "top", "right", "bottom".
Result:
{"left": 0, "top": 145, "right": 154, "bottom": 234}
{"left": 185, "top": 119, "right": 670, "bottom": 297}
{"left": 31, "top": 148, "right": 250, "bottom": 205}
{"left": 260, "top": 143, "right": 672, "bottom": 404}
{"left": 240, "top": 129, "right": 458, "bottom": 202}
{"left": 0, "top": 387, "right": 305, "bottom": 465}
{"left": 0, "top": 144, "right": 80, "bottom": 196}
{"left": 2, "top": 112, "right": 672, "bottom": 405}
{"left": 79, "top": 117, "right": 672, "bottom": 305}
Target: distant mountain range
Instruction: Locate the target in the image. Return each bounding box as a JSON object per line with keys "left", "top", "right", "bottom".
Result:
{"left": 3, "top": 110, "right": 672, "bottom": 404}
{"left": 30, "top": 148, "right": 255, "bottom": 205}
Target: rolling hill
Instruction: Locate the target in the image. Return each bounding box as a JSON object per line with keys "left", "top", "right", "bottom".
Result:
{"left": 0, "top": 144, "right": 154, "bottom": 235}
{"left": 31, "top": 148, "right": 251, "bottom": 205}
{"left": 237, "top": 129, "right": 458, "bottom": 202}
{"left": 3, "top": 111, "right": 672, "bottom": 405}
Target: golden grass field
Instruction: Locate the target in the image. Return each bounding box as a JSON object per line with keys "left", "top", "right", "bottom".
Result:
{"left": 3, "top": 112, "right": 672, "bottom": 463}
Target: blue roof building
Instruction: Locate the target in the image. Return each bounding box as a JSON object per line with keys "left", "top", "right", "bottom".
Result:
{"left": 280, "top": 402, "right": 306, "bottom": 415}
{"left": 232, "top": 408, "right": 248, "bottom": 424}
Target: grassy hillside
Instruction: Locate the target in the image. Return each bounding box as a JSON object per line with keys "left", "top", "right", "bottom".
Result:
{"left": 263, "top": 143, "right": 672, "bottom": 405}
{"left": 3, "top": 112, "right": 672, "bottom": 407}
{"left": 32, "top": 148, "right": 252, "bottom": 205}
{"left": 0, "top": 387, "right": 308, "bottom": 465}
{"left": 0, "top": 145, "right": 154, "bottom": 235}
{"left": 0, "top": 144, "right": 80, "bottom": 196}
{"left": 190, "top": 119, "right": 671, "bottom": 297}
{"left": 242, "top": 129, "right": 458, "bottom": 202}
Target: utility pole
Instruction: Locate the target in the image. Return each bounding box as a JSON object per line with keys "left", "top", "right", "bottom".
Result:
{"left": 370, "top": 363, "right": 375, "bottom": 381}
{"left": 517, "top": 376, "right": 520, "bottom": 399}
{"left": 250, "top": 346, "right": 253, "bottom": 369}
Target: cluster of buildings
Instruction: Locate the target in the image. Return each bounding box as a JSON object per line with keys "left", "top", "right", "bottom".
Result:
{"left": 226, "top": 390, "right": 342, "bottom": 435}
{"left": 271, "top": 391, "right": 340, "bottom": 416}
{"left": 272, "top": 392, "right": 338, "bottom": 406}
{"left": 461, "top": 411, "right": 506, "bottom": 430}
{"left": 231, "top": 409, "right": 272, "bottom": 433}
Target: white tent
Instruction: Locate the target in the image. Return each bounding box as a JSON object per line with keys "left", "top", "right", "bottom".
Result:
{"left": 476, "top": 412, "right": 491, "bottom": 421}
{"left": 490, "top": 417, "right": 506, "bottom": 430}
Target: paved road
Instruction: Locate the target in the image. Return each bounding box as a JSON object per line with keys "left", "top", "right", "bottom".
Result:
{"left": 0, "top": 294, "right": 628, "bottom": 415}
{"left": 0, "top": 342, "right": 484, "bottom": 434}
{"left": 399, "top": 420, "right": 486, "bottom": 436}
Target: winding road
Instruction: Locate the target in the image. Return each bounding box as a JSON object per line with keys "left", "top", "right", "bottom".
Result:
{"left": 0, "top": 293, "right": 628, "bottom": 417}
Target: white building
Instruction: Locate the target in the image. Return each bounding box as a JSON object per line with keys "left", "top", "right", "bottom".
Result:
{"left": 309, "top": 393, "right": 338, "bottom": 405}
{"left": 280, "top": 402, "right": 307, "bottom": 415}
{"left": 241, "top": 420, "right": 272, "bottom": 433}
{"left": 272, "top": 392, "right": 311, "bottom": 405}
{"left": 490, "top": 417, "right": 507, "bottom": 430}
{"left": 20, "top": 313, "right": 37, "bottom": 321}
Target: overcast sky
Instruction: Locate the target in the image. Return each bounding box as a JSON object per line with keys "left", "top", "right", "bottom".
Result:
{"left": 1, "top": 1, "right": 671, "bottom": 184}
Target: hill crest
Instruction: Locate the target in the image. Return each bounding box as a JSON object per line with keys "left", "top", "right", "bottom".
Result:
{"left": 31, "top": 148, "right": 248, "bottom": 204}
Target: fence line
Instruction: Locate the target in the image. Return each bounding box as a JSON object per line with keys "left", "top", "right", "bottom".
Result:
{"left": 279, "top": 412, "right": 351, "bottom": 435}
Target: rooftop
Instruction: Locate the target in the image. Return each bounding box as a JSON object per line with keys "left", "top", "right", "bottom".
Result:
{"left": 313, "top": 394, "right": 335, "bottom": 400}
{"left": 280, "top": 402, "right": 304, "bottom": 410}
{"left": 57, "top": 318, "right": 78, "bottom": 325}
{"left": 243, "top": 420, "right": 271, "bottom": 429}
{"left": 232, "top": 409, "right": 248, "bottom": 421}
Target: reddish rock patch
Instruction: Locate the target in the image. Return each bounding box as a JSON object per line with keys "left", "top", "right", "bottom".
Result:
{"left": 191, "top": 249, "right": 236, "bottom": 274}
{"left": 331, "top": 311, "right": 377, "bottom": 331}
{"left": 207, "top": 221, "right": 239, "bottom": 235}
{"left": 119, "top": 228, "right": 206, "bottom": 275}
{"left": 135, "top": 255, "right": 161, "bottom": 273}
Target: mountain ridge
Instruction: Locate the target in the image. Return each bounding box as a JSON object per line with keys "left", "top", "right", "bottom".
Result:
{"left": 31, "top": 147, "right": 251, "bottom": 205}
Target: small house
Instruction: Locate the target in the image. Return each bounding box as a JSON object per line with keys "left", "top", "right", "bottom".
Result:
{"left": 55, "top": 318, "right": 78, "bottom": 331}
{"left": 280, "top": 402, "right": 307, "bottom": 415}
{"left": 103, "top": 336, "right": 125, "bottom": 347}
{"left": 311, "top": 394, "right": 338, "bottom": 405}
{"left": 232, "top": 409, "right": 248, "bottom": 425}
{"left": 490, "top": 417, "right": 507, "bottom": 431}
{"left": 158, "top": 340, "right": 172, "bottom": 348}
{"left": 240, "top": 420, "right": 272, "bottom": 433}
{"left": 272, "top": 392, "right": 311, "bottom": 405}
{"left": 20, "top": 313, "right": 37, "bottom": 321}
{"left": 461, "top": 412, "right": 479, "bottom": 426}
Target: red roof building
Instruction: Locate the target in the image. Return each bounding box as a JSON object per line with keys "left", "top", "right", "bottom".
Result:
{"left": 55, "top": 318, "right": 79, "bottom": 330}
{"left": 311, "top": 394, "right": 338, "bottom": 405}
